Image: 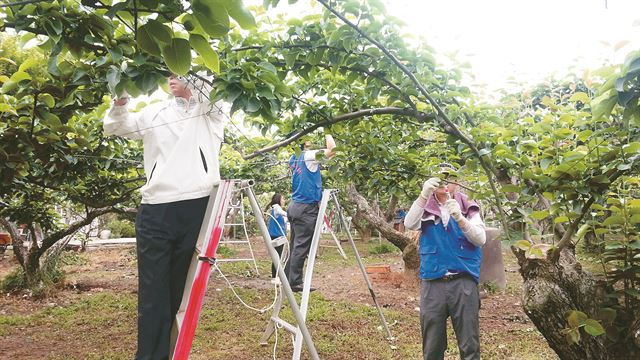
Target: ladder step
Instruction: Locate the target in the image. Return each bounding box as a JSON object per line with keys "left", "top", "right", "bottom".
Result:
{"left": 272, "top": 317, "right": 297, "bottom": 334}
{"left": 224, "top": 223, "right": 245, "bottom": 226}
{"left": 220, "top": 240, "right": 252, "bottom": 244}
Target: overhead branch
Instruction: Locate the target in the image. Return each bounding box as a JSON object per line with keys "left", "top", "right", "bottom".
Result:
{"left": 243, "top": 107, "right": 433, "bottom": 159}
{"left": 318, "top": 0, "right": 510, "bottom": 239}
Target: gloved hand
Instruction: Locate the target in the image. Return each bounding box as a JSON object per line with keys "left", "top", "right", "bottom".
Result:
{"left": 420, "top": 177, "right": 440, "bottom": 199}
{"left": 113, "top": 90, "right": 130, "bottom": 106}
{"left": 444, "top": 198, "right": 464, "bottom": 221}
{"left": 184, "top": 73, "right": 212, "bottom": 102}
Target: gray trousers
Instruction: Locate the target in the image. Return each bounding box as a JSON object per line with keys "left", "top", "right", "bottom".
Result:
{"left": 420, "top": 276, "right": 480, "bottom": 360}
{"left": 284, "top": 201, "right": 319, "bottom": 286}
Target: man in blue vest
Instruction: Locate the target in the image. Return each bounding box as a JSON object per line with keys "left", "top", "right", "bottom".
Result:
{"left": 404, "top": 164, "right": 486, "bottom": 360}
{"left": 284, "top": 134, "right": 336, "bottom": 292}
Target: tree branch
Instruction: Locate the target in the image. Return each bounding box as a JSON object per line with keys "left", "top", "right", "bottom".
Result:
{"left": 40, "top": 207, "right": 118, "bottom": 251}
{"left": 551, "top": 169, "right": 626, "bottom": 261}
{"left": 0, "top": 218, "right": 24, "bottom": 267}
{"left": 317, "top": 0, "right": 510, "bottom": 239}
{"left": 243, "top": 107, "right": 433, "bottom": 159}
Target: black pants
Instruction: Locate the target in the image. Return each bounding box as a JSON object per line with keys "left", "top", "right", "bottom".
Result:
{"left": 134, "top": 196, "right": 209, "bottom": 360}
{"left": 284, "top": 201, "right": 319, "bottom": 286}
{"left": 269, "top": 242, "right": 285, "bottom": 278}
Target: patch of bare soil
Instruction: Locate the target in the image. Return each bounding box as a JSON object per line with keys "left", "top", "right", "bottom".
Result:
{"left": 0, "top": 239, "right": 543, "bottom": 359}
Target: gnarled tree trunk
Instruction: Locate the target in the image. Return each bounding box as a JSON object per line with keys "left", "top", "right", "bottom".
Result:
{"left": 346, "top": 184, "right": 419, "bottom": 273}
{"left": 1, "top": 207, "right": 118, "bottom": 286}
{"left": 514, "top": 245, "right": 614, "bottom": 359}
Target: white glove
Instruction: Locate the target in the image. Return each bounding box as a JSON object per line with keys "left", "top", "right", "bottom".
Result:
{"left": 420, "top": 177, "right": 440, "bottom": 199}
{"left": 444, "top": 199, "right": 463, "bottom": 221}
{"left": 185, "top": 73, "right": 212, "bottom": 102}
{"left": 113, "top": 90, "right": 130, "bottom": 106}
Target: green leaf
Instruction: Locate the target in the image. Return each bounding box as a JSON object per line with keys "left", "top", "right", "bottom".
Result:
{"left": 576, "top": 223, "right": 591, "bottom": 240}
{"left": 584, "top": 319, "right": 605, "bottom": 336}
{"left": 591, "top": 90, "right": 617, "bottom": 120}
{"left": 245, "top": 97, "right": 260, "bottom": 112}
{"left": 569, "top": 92, "right": 590, "bottom": 103}
{"left": 530, "top": 210, "right": 550, "bottom": 220}
{"left": 43, "top": 17, "right": 63, "bottom": 38}
{"left": 0, "top": 103, "right": 16, "bottom": 115}
{"left": 602, "top": 215, "right": 624, "bottom": 226}
{"left": 106, "top": 66, "right": 121, "bottom": 94}
{"left": 514, "top": 240, "right": 532, "bottom": 251}
{"left": 567, "top": 310, "right": 588, "bottom": 328}
{"left": 596, "top": 308, "right": 617, "bottom": 323}
{"left": 162, "top": 38, "right": 192, "bottom": 76}
{"left": 137, "top": 23, "right": 161, "bottom": 56}
{"left": 501, "top": 184, "right": 520, "bottom": 192}
{"left": 192, "top": 0, "right": 230, "bottom": 38}
{"left": 225, "top": 0, "right": 257, "bottom": 29}
{"left": 189, "top": 34, "right": 219, "bottom": 73}
{"left": 39, "top": 93, "right": 55, "bottom": 108}
{"left": 629, "top": 214, "right": 640, "bottom": 224}
{"left": 623, "top": 142, "right": 640, "bottom": 155}
{"left": 554, "top": 216, "right": 569, "bottom": 224}
{"left": 540, "top": 157, "right": 553, "bottom": 170}
{"left": 565, "top": 328, "right": 581, "bottom": 344}
{"left": 146, "top": 19, "right": 173, "bottom": 44}
{"left": 10, "top": 70, "right": 31, "bottom": 82}
{"left": 18, "top": 58, "right": 40, "bottom": 72}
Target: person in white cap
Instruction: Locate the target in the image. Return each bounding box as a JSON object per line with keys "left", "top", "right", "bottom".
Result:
{"left": 404, "top": 163, "right": 486, "bottom": 360}
{"left": 104, "top": 73, "right": 224, "bottom": 360}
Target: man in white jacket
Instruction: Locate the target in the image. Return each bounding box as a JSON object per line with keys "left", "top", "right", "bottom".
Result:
{"left": 103, "top": 74, "right": 224, "bottom": 360}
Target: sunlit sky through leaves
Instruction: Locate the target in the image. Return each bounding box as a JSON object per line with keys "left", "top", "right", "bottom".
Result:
{"left": 259, "top": 0, "right": 640, "bottom": 99}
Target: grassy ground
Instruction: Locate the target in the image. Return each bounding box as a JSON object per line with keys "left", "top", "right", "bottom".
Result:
{"left": 0, "top": 237, "right": 559, "bottom": 359}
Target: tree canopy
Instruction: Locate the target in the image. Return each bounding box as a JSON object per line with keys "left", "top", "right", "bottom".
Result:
{"left": 1, "top": 0, "right": 639, "bottom": 358}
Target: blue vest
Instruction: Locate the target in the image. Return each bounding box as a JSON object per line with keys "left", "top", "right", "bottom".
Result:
{"left": 267, "top": 207, "right": 286, "bottom": 238}
{"left": 289, "top": 152, "right": 322, "bottom": 204}
{"left": 419, "top": 218, "right": 482, "bottom": 283}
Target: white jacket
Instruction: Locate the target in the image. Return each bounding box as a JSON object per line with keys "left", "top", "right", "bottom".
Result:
{"left": 103, "top": 97, "right": 224, "bottom": 204}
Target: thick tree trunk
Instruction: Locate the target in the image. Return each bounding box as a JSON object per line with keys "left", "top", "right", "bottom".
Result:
{"left": 384, "top": 194, "right": 398, "bottom": 222}
{"left": 514, "top": 245, "right": 612, "bottom": 359}
{"left": 351, "top": 212, "right": 372, "bottom": 242}
{"left": 2, "top": 207, "right": 117, "bottom": 285}
{"left": 346, "top": 184, "right": 419, "bottom": 272}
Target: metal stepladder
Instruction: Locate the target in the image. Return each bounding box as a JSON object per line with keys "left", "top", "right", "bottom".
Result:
{"left": 216, "top": 191, "right": 260, "bottom": 274}
{"left": 170, "top": 179, "right": 320, "bottom": 360}
{"left": 320, "top": 213, "right": 347, "bottom": 259}
{"left": 260, "top": 188, "right": 394, "bottom": 360}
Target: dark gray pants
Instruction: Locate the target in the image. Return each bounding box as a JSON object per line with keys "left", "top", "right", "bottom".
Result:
{"left": 284, "top": 201, "right": 319, "bottom": 286}
{"left": 135, "top": 196, "right": 209, "bottom": 360}
{"left": 420, "top": 276, "right": 480, "bottom": 360}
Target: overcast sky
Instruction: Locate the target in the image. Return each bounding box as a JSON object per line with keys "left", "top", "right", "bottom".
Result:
{"left": 260, "top": 0, "right": 640, "bottom": 97}
{"left": 384, "top": 0, "right": 640, "bottom": 95}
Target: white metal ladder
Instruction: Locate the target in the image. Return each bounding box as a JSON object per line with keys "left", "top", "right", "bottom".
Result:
{"left": 216, "top": 191, "right": 260, "bottom": 274}
{"left": 260, "top": 189, "right": 394, "bottom": 359}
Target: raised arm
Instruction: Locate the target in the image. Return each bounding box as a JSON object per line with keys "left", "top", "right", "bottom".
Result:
{"left": 102, "top": 94, "right": 149, "bottom": 140}
{"left": 323, "top": 134, "right": 336, "bottom": 158}
{"left": 404, "top": 178, "right": 440, "bottom": 230}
